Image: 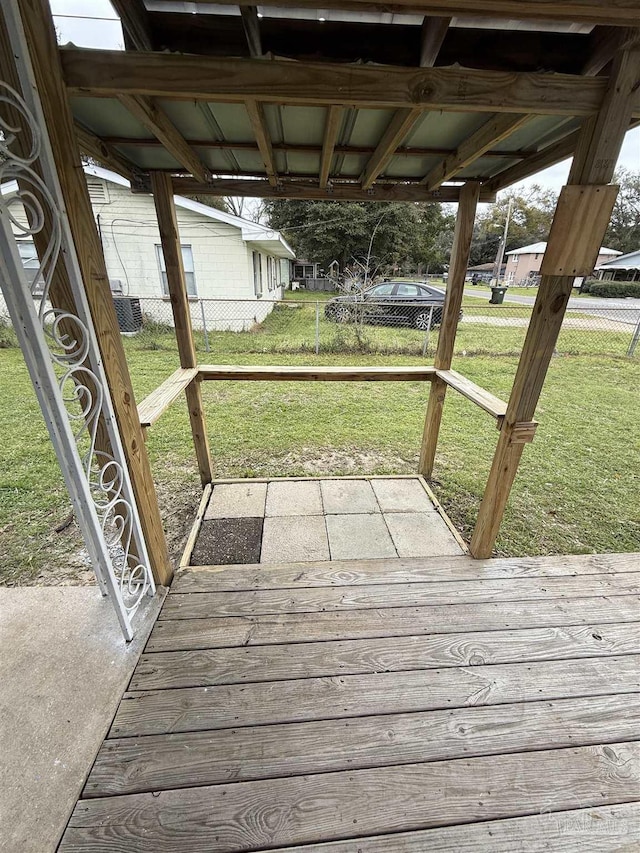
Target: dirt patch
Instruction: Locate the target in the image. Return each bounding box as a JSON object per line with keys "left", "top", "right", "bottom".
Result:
{"left": 191, "top": 517, "right": 264, "bottom": 565}
{"left": 276, "top": 447, "right": 414, "bottom": 476}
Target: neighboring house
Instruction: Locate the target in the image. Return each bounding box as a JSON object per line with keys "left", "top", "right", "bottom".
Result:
{"left": 596, "top": 249, "right": 640, "bottom": 282}
{"left": 505, "top": 242, "right": 621, "bottom": 285}
{"left": 467, "top": 262, "right": 505, "bottom": 283}
{"left": 291, "top": 259, "right": 334, "bottom": 291}
{"left": 2, "top": 164, "right": 294, "bottom": 331}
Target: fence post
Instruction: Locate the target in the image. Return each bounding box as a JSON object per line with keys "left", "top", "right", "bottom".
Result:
{"left": 628, "top": 315, "right": 640, "bottom": 357}
{"left": 315, "top": 301, "right": 320, "bottom": 355}
{"left": 200, "top": 298, "right": 210, "bottom": 353}
{"left": 422, "top": 305, "right": 434, "bottom": 358}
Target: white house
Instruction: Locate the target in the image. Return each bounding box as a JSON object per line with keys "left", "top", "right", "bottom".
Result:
{"left": 2, "top": 164, "right": 295, "bottom": 331}
{"left": 596, "top": 249, "right": 640, "bottom": 282}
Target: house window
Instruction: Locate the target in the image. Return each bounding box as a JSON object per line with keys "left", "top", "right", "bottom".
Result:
{"left": 253, "top": 251, "right": 263, "bottom": 297}
{"left": 17, "top": 239, "right": 44, "bottom": 294}
{"left": 266, "top": 256, "right": 273, "bottom": 291}
{"left": 156, "top": 244, "right": 197, "bottom": 296}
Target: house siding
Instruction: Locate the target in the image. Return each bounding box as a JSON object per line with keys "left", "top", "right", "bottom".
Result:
{"left": 506, "top": 250, "right": 619, "bottom": 285}
{"left": 4, "top": 175, "right": 290, "bottom": 332}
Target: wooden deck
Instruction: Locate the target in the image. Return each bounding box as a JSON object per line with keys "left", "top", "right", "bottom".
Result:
{"left": 60, "top": 552, "right": 640, "bottom": 851}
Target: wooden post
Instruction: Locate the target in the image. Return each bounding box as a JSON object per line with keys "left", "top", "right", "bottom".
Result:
{"left": 17, "top": 0, "right": 172, "bottom": 585}
{"left": 470, "top": 45, "right": 640, "bottom": 559}
{"left": 419, "top": 181, "right": 480, "bottom": 477}
{"left": 150, "top": 172, "right": 213, "bottom": 487}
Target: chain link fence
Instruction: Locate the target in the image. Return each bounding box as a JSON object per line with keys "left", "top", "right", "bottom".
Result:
{"left": 1, "top": 292, "right": 639, "bottom": 358}
{"left": 120, "top": 295, "right": 640, "bottom": 359}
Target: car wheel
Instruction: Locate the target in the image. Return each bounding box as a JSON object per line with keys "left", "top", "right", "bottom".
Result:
{"left": 414, "top": 309, "right": 434, "bottom": 331}
{"left": 335, "top": 304, "right": 353, "bottom": 324}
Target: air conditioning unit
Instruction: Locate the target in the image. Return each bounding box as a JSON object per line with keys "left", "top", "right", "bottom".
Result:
{"left": 113, "top": 297, "right": 142, "bottom": 333}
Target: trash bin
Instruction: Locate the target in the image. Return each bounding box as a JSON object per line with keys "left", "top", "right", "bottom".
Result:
{"left": 490, "top": 286, "right": 507, "bottom": 305}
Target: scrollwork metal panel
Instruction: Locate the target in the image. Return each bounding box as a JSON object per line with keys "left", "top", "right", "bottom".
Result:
{"left": 0, "top": 7, "right": 155, "bottom": 639}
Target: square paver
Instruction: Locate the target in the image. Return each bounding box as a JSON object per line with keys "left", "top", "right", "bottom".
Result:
{"left": 320, "top": 479, "right": 379, "bottom": 514}
{"left": 371, "top": 478, "right": 436, "bottom": 513}
{"left": 326, "top": 514, "right": 397, "bottom": 560}
{"left": 384, "top": 512, "right": 465, "bottom": 557}
{"left": 261, "top": 515, "right": 329, "bottom": 562}
{"left": 265, "top": 480, "right": 323, "bottom": 517}
{"left": 191, "top": 517, "right": 264, "bottom": 565}
{"left": 205, "top": 482, "right": 267, "bottom": 519}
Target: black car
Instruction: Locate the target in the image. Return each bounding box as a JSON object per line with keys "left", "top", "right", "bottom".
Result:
{"left": 324, "top": 281, "right": 447, "bottom": 330}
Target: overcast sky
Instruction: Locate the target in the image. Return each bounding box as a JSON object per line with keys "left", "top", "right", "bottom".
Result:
{"left": 52, "top": 0, "right": 639, "bottom": 195}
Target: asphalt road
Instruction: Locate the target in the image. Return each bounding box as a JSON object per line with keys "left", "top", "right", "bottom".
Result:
{"left": 464, "top": 288, "right": 640, "bottom": 326}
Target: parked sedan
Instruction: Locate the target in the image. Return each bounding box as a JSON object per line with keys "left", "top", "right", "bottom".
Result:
{"left": 324, "top": 281, "right": 447, "bottom": 329}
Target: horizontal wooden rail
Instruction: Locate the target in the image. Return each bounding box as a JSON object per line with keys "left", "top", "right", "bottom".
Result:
{"left": 138, "top": 367, "right": 198, "bottom": 428}
{"left": 197, "top": 365, "right": 437, "bottom": 382}
{"left": 436, "top": 368, "right": 508, "bottom": 423}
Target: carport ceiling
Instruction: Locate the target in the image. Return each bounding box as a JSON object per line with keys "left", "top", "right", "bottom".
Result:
{"left": 62, "top": 0, "right": 640, "bottom": 201}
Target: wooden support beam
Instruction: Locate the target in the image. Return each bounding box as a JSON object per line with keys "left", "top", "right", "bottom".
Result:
{"left": 18, "top": 0, "right": 172, "bottom": 585}
{"left": 138, "top": 368, "right": 199, "bottom": 429}
{"left": 171, "top": 177, "right": 497, "bottom": 203}
{"left": 100, "top": 136, "right": 532, "bottom": 160}
{"left": 118, "top": 94, "right": 210, "bottom": 183}
{"left": 239, "top": 6, "right": 263, "bottom": 57}
{"left": 360, "top": 108, "right": 423, "bottom": 190}
{"left": 109, "top": 0, "right": 152, "bottom": 51}
{"left": 186, "top": 0, "right": 640, "bottom": 27}
{"left": 319, "top": 106, "right": 343, "bottom": 189}
{"left": 150, "top": 172, "right": 212, "bottom": 487}
{"left": 436, "top": 369, "right": 507, "bottom": 422}
{"left": 420, "top": 16, "right": 450, "bottom": 67}
{"left": 419, "top": 182, "right": 480, "bottom": 478}
{"left": 60, "top": 48, "right": 621, "bottom": 117}
{"left": 73, "top": 121, "right": 137, "bottom": 181}
{"left": 198, "top": 365, "right": 437, "bottom": 381}
{"left": 245, "top": 99, "right": 278, "bottom": 187}
{"left": 484, "top": 130, "right": 580, "bottom": 193}
{"left": 470, "top": 44, "right": 640, "bottom": 559}
{"left": 420, "top": 113, "right": 530, "bottom": 190}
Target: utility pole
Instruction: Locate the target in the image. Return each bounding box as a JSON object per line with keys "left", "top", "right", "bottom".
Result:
{"left": 492, "top": 197, "right": 514, "bottom": 285}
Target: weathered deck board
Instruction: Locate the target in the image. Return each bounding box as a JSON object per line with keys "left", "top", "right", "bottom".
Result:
{"left": 236, "top": 804, "right": 640, "bottom": 853}
{"left": 173, "top": 552, "right": 640, "bottom": 593}
{"left": 109, "top": 655, "right": 640, "bottom": 737}
{"left": 147, "top": 594, "right": 640, "bottom": 651}
{"left": 161, "top": 572, "right": 640, "bottom": 619}
{"left": 61, "top": 742, "right": 640, "bottom": 853}
{"left": 60, "top": 553, "right": 640, "bottom": 852}
{"left": 87, "top": 693, "right": 640, "bottom": 796}
{"left": 131, "top": 621, "right": 640, "bottom": 690}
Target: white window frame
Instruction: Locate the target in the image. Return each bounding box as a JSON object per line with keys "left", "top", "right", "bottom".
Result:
{"left": 155, "top": 244, "right": 197, "bottom": 297}
{"left": 253, "top": 251, "right": 263, "bottom": 298}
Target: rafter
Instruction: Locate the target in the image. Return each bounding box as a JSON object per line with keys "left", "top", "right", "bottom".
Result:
{"left": 109, "top": 0, "right": 152, "bottom": 51}
{"left": 73, "top": 121, "right": 137, "bottom": 181}
{"left": 118, "top": 94, "right": 210, "bottom": 183}
{"left": 170, "top": 177, "right": 496, "bottom": 203}
{"left": 582, "top": 26, "right": 640, "bottom": 76}
{"left": 319, "top": 106, "right": 343, "bottom": 189}
{"left": 239, "top": 6, "right": 263, "bottom": 57}
{"left": 420, "top": 113, "right": 530, "bottom": 190}
{"left": 360, "top": 108, "right": 423, "bottom": 190}
{"left": 60, "top": 49, "right": 627, "bottom": 117}
{"left": 420, "top": 16, "right": 450, "bottom": 67}
{"left": 245, "top": 99, "right": 278, "bottom": 186}
{"left": 484, "top": 131, "right": 581, "bottom": 193}
{"left": 187, "top": 0, "right": 640, "bottom": 27}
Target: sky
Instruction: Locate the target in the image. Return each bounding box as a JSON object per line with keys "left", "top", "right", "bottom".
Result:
{"left": 51, "top": 0, "right": 640, "bottom": 195}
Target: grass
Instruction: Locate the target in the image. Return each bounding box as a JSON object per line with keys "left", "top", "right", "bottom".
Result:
{"left": 1, "top": 328, "right": 638, "bottom": 584}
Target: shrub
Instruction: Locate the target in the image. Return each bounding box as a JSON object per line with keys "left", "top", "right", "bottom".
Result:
{"left": 584, "top": 281, "right": 640, "bottom": 298}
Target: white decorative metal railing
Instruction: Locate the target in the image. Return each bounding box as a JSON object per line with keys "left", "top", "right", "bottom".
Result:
{"left": 0, "top": 7, "right": 155, "bottom": 640}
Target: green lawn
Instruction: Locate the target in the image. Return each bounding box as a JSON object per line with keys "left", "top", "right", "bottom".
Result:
{"left": 1, "top": 332, "right": 638, "bottom": 584}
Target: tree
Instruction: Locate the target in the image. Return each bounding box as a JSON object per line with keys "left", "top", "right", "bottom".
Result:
{"left": 264, "top": 199, "right": 453, "bottom": 277}
{"left": 605, "top": 168, "right": 640, "bottom": 254}
{"left": 470, "top": 185, "right": 557, "bottom": 266}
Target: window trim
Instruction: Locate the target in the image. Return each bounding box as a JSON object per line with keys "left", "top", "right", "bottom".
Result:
{"left": 155, "top": 243, "right": 197, "bottom": 297}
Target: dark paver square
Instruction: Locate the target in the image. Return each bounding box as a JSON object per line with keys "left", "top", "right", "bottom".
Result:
{"left": 190, "top": 517, "right": 264, "bottom": 566}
